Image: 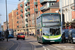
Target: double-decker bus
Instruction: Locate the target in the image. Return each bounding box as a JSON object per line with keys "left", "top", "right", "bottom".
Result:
{"left": 36, "top": 13, "right": 62, "bottom": 43}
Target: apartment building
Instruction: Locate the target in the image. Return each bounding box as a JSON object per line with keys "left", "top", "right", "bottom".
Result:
{"left": 61, "top": 0, "right": 75, "bottom": 23}
{"left": 9, "top": 0, "right": 25, "bottom": 36}
{"left": 16, "top": 1, "right": 25, "bottom": 33}
{"left": 24, "top": 0, "right": 59, "bottom": 35}
{"left": 9, "top": 10, "right": 17, "bottom": 36}
{"left": 40, "top": 0, "right": 59, "bottom": 13}
{"left": 9, "top": 10, "right": 17, "bottom": 29}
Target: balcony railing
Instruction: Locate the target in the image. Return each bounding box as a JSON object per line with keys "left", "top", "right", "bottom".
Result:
{"left": 17, "top": 26, "right": 19, "bottom": 28}
{"left": 20, "top": 9, "right": 23, "bottom": 12}
{"left": 20, "top": 14, "right": 23, "bottom": 18}
{"left": 27, "top": 0, "right": 30, "bottom": 3}
{"left": 16, "top": 12, "right": 18, "bottom": 15}
{"left": 26, "top": 24, "right": 28, "bottom": 27}
{"left": 40, "top": 5, "right": 50, "bottom": 11}
{"left": 16, "top": 8, "right": 18, "bottom": 10}
{"left": 34, "top": 8, "right": 38, "bottom": 12}
{"left": 20, "top": 4, "right": 23, "bottom": 7}
{"left": 17, "top": 21, "right": 19, "bottom": 23}
{"left": 27, "top": 6, "right": 30, "bottom": 9}
{"left": 25, "top": 2, "right": 27, "bottom": 5}
{"left": 27, "top": 11, "right": 30, "bottom": 15}
{"left": 25, "top": 13, "right": 28, "bottom": 16}
{"left": 40, "top": 0, "right": 56, "bottom": 4}
{"left": 34, "top": 2, "right": 38, "bottom": 5}
{"left": 25, "top": 8, "right": 27, "bottom": 11}
{"left": 26, "top": 19, "right": 28, "bottom": 22}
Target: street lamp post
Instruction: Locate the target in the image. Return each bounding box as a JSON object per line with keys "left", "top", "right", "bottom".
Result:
{"left": 60, "top": 0, "right": 63, "bottom": 35}
{"left": 0, "top": 14, "right": 1, "bottom": 24}
{"left": 5, "top": 0, "right": 9, "bottom": 42}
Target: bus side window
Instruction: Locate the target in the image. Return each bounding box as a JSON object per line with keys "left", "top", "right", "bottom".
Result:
{"left": 37, "top": 30, "right": 40, "bottom": 35}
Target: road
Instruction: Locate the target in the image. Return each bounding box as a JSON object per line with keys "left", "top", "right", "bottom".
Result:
{"left": 6, "top": 36, "right": 75, "bottom": 50}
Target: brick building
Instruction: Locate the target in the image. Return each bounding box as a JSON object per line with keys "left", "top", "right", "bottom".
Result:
{"left": 8, "top": 1, "right": 25, "bottom": 36}
{"left": 24, "top": 0, "right": 59, "bottom": 35}
{"left": 16, "top": 1, "right": 25, "bottom": 33}
{"left": 9, "top": 10, "right": 17, "bottom": 30}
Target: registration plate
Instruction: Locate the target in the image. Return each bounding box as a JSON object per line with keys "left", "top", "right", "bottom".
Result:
{"left": 50, "top": 41, "right": 55, "bottom": 42}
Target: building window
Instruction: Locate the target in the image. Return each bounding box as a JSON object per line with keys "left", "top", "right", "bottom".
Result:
{"left": 17, "top": 26, "right": 19, "bottom": 28}
{"left": 17, "top": 21, "right": 19, "bottom": 23}
{"left": 32, "top": 20, "right": 34, "bottom": 24}
{"left": 17, "top": 17, "right": 19, "bottom": 19}
{"left": 23, "top": 26, "right": 25, "bottom": 28}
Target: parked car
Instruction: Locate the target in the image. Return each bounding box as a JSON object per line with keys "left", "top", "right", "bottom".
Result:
{"left": 0, "top": 31, "right": 5, "bottom": 40}
{"left": 68, "top": 29, "right": 75, "bottom": 43}
{"left": 62, "top": 29, "right": 69, "bottom": 43}
{"left": 17, "top": 33, "right": 25, "bottom": 40}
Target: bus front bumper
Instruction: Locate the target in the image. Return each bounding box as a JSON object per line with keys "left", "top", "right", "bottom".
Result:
{"left": 42, "top": 37, "right": 62, "bottom": 43}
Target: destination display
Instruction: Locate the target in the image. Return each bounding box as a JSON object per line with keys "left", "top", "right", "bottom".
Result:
{"left": 42, "top": 14, "right": 60, "bottom": 22}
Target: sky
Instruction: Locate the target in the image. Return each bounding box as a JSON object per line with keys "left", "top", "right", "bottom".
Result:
{"left": 0, "top": 0, "right": 19, "bottom": 25}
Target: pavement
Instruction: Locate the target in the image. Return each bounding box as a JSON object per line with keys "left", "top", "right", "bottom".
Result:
{"left": 0, "top": 36, "right": 75, "bottom": 50}
{"left": 0, "top": 36, "right": 34, "bottom": 50}
{"left": 0, "top": 39, "right": 14, "bottom": 50}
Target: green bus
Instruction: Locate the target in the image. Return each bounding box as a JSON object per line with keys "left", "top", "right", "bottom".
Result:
{"left": 36, "top": 13, "right": 62, "bottom": 43}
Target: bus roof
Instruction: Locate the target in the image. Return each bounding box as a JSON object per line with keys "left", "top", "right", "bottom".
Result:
{"left": 36, "top": 13, "right": 60, "bottom": 19}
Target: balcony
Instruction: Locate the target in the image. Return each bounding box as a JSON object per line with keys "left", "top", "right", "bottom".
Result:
{"left": 26, "top": 24, "right": 28, "bottom": 27}
{"left": 20, "top": 14, "right": 23, "bottom": 18}
{"left": 16, "top": 8, "right": 18, "bottom": 10}
{"left": 34, "top": 8, "right": 38, "bottom": 12}
{"left": 26, "top": 19, "right": 28, "bottom": 22}
{"left": 16, "top": 12, "right": 18, "bottom": 15}
{"left": 17, "top": 26, "right": 19, "bottom": 28}
{"left": 40, "top": 0, "right": 57, "bottom": 4}
{"left": 27, "top": 11, "right": 30, "bottom": 15}
{"left": 25, "top": 8, "right": 27, "bottom": 11}
{"left": 34, "top": 2, "right": 38, "bottom": 5}
{"left": 27, "top": 0, "right": 30, "bottom": 3}
{"left": 20, "top": 9, "right": 23, "bottom": 12}
{"left": 27, "top": 6, "right": 30, "bottom": 9}
{"left": 40, "top": 5, "right": 50, "bottom": 11}
{"left": 17, "top": 21, "right": 19, "bottom": 23}
{"left": 25, "top": 2, "right": 27, "bottom": 5}
{"left": 25, "top": 13, "right": 28, "bottom": 16}
{"left": 20, "top": 4, "right": 23, "bottom": 7}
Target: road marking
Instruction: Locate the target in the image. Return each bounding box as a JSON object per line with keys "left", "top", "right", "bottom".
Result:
{"left": 50, "top": 45, "right": 60, "bottom": 50}
{"left": 43, "top": 46, "right": 46, "bottom": 50}
{"left": 47, "top": 48, "right": 50, "bottom": 50}
{"left": 43, "top": 46, "right": 50, "bottom": 50}
{"left": 34, "top": 45, "right": 36, "bottom": 50}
